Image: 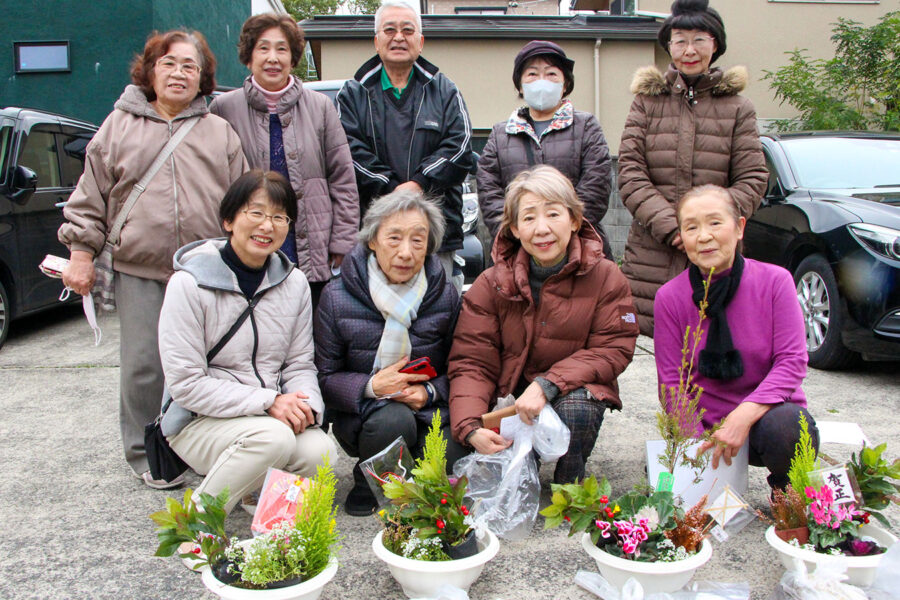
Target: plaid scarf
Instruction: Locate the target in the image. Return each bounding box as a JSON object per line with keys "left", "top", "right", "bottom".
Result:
{"left": 368, "top": 253, "right": 428, "bottom": 372}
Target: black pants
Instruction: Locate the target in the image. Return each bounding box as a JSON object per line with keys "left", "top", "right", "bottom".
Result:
{"left": 748, "top": 402, "right": 819, "bottom": 489}
{"left": 349, "top": 403, "right": 468, "bottom": 494}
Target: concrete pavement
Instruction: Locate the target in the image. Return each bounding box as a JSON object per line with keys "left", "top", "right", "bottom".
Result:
{"left": 0, "top": 304, "right": 897, "bottom": 600}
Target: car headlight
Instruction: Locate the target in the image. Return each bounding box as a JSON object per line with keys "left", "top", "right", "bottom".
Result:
{"left": 462, "top": 195, "right": 478, "bottom": 235}
{"left": 848, "top": 223, "right": 900, "bottom": 261}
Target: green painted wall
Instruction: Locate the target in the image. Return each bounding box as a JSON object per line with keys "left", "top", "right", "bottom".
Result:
{"left": 0, "top": 0, "right": 250, "bottom": 126}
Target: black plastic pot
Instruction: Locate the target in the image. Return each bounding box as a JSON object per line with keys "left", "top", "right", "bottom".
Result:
{"left": 442, "top": 530, "right": 479, "bottom": 560}
{"left": 211, "top": 559, "right": 304, "bottom": 590}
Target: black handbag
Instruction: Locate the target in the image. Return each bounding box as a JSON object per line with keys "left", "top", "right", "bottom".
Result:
{"left": 145, "top": 291, "right": 267, "bottom": 482}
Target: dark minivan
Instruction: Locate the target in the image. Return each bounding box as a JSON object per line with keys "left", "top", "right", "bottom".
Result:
{"left": 0, "top": 107, "right": 97, "bottom": 347}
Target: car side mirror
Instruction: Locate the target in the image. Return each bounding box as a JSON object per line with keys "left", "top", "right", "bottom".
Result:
{"left": 8, "top": 165, "right": 37, "bottom": 205}
{"left": 764, "top": 176, "right": 787, "bottom": 205}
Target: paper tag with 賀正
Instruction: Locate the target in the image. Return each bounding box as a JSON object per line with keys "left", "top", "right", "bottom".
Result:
{"left": 809, "top": 465, "right": 860, "bottom": 506}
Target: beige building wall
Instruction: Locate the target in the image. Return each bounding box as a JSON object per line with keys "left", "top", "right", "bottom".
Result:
{"left": 427, "top": 0, "right": 560, "bottom": 14}
{"left": 317, "top": 37, "right": 660, "bottom": 154}
{"left": 635, "top": 0, "right": 896, "bottom": 123}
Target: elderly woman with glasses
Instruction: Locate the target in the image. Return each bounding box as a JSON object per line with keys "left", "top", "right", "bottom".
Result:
{"left": 159, "top": 170, "right": 336, "bottom": 515}
{"left": 210, "top": 13, "right": 358, "bottom": 307}
{"left": 618, "top": 0, "right": 767, "bottom": 336}
{"left": 59, "top": 29, "right": 247, "bottom": 489}
{"left": 314, "top": 190, "right": 461, "bottom": 516}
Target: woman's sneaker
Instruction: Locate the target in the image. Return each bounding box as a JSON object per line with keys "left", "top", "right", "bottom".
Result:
{"left": 139, "top": 471, "right": 185, "bottom": 490}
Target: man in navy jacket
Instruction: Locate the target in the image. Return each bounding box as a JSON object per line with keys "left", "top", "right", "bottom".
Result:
{"left": 337, "top": 0, "right": 474, "bottom": 291}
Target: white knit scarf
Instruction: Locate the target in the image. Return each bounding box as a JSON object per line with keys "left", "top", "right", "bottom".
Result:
{"left": 367, "top": 253, "right": 428, "bottom": 373}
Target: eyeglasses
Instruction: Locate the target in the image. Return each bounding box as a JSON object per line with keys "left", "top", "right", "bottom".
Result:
{"left": 380, "top": 25, "right": 418, "bottom": 38}
{"left": 242, "top": 209, "right": 292, "bottom": 227}
{"left": 155, "top": 58, "right": 202, "bottom": 76}
{"left": 668, "top": 36, "right": 715, "bottom": 52}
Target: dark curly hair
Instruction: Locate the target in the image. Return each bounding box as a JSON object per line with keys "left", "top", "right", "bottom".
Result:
{"left": 130, "top": 30, "right": 216, "bottom": 102}
{"left": 658, "top": 0, "right": 727, "bottom": 64}
{"left": 237, "top": 13, "right": 305, "bottom": 68}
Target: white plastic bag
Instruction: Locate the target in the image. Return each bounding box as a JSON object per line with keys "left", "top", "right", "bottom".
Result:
{"left": 867, "top": 543, "right": 900, "bottom": 600}
{"left": 452, "top": 401, "right": 570, "bottom": 540}
{"left": 575, "top": 571, "right": 749, "bottom": 600}
{"left": 768, "top": 559, "right": 867, "bottom": 600}
{"left": 410, "top": 584, "right": 470, "bottom": 600}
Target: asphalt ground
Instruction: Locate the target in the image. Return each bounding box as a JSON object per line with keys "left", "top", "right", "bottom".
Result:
{"left": 0, "top": 304, "right": 897, "bottom": 600}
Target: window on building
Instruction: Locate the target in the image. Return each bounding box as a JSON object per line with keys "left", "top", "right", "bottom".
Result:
{"left": 14, "top": 41, "right": 70, "bottom": 73}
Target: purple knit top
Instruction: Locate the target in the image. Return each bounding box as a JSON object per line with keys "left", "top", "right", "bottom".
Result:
{"left": 654, "top": 258, "right": 808, "bottom": 431}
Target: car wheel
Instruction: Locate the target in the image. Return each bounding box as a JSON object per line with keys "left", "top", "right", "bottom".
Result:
{"left": 793, "top": 254, "right": 856, "bottom": 370}
{"left": 0, "top": 281, "right": 9, "bottom": 349}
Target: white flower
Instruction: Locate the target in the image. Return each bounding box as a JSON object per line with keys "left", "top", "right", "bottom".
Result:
{"left": 635, "top": 506, "right": 660, "bottom": 531}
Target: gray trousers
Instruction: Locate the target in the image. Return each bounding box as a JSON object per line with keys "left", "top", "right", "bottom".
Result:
{"left": 116, "top": 273, "right": 167, "bottom": 475}
{"left": 437, "top": 251, "right": 464, "bottom": 294}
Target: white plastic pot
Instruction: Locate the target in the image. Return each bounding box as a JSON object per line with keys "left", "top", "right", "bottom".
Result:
{"left": 372, "top": 529, "right": 500, "bottom": 598}
{"left": 200, "top": 556, "right": 338, "bottom": 600}
{"left": 765, "top": 524, "right": 897, "bottom": 587}
{"left": 580, "top": 533, "right": 713, "bottom": 594}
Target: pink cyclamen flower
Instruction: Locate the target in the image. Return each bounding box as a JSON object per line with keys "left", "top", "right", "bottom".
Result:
{"left": 596, "top": 520, "right": 612, "bottom": 538}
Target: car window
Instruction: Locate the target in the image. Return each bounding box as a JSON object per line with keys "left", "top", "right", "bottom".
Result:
{"left": 18, "top": 127, "right": 61, "bottom": 189}
{"left": 763, "top": 148, "right": 779, "bottom": 198}
{"left": 58, "top": 128, "right": 92, "bottom": 187}
{"left": 781, "top": 137, "right": 900, "bottom": 189}
{"left": 0, "top": 124, "right": 11, "bottom": 185}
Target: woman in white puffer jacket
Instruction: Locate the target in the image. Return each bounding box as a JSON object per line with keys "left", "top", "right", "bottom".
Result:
{"left": 158, "top": 170, "right": 336, "bottom": 513}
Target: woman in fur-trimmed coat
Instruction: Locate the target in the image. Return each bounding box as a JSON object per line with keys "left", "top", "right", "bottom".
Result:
{"left": 618, "top": 0, "right": 767, "bottom": 336}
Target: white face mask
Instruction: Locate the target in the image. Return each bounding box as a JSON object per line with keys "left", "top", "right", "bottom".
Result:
{"left": 522, "top": 79, "right": 563, "bottom": 112}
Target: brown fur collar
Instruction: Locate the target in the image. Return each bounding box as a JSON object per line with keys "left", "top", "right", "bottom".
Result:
{"left": 630, "top": 65, "right": 748, "bottom": 97}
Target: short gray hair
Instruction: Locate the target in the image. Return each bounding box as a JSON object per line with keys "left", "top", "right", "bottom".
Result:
{"left": 374, "top": 1, "right": 422, "bottom": 34}
{"left": 358, "top": 189, "right": 445, "bottom": 254}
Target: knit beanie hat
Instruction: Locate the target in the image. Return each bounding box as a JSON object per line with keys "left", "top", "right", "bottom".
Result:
{"left": 657, "top": 0, "right": 727, "bottom": 64}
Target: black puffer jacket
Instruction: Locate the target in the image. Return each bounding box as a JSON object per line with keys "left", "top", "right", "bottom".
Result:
{"left": 336, "top": 55, "right": 475, "bottom": 252}
{"left": 477, "top": 101, "right": 612, "bottom": 246}
{"left": 313, "top": 243, "right": 460, "bottom": 454}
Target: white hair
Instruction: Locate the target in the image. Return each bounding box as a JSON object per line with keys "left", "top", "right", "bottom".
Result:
{"left": 374, "top": 0, "right": 422, "bottom": 33}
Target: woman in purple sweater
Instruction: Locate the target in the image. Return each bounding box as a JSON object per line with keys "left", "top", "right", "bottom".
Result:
{"left": 654, "top": 184, "right": 818, "bottom": 490}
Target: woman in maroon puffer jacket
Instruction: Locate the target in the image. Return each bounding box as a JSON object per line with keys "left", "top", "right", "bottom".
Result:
{"left": 448, "top": 166, "right": 638, "bottom": 484}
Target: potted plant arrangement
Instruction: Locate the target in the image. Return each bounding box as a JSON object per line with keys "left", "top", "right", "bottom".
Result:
{"left": 150, "top": 461, "right": 340, "bottom": 600}
{"left": 371, "top": 410, "right": 500, "bottom": 598}
{"left": 540, "top": 475, "right": 713, "bottom": 594}
{"left": 647, "top": 272, "right": 746, "bottom": 507}
{"left": 763, "top": 416, "right": 899, "bottom": 586}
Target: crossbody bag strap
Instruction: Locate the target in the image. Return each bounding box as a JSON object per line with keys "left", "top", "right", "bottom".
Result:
{"left": 107, "top": 116, "right": 200, "bottom": 246}
{"left": 160, "top": 288, "right": 270, "bottom": 417}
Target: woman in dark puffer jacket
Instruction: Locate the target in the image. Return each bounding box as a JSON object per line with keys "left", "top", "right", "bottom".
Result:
{"left": 314, "top": 190, "right": 461, "bottom": 516}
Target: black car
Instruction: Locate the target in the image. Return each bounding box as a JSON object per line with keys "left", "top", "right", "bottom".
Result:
{"left": 0, "top": 107, "right": 97, "bottom": 347}
{"left": 745, "top": 132, "right": 900, "bottom": 369}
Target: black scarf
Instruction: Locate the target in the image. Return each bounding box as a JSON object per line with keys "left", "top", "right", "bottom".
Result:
{"left": 689, "top": 254, "right": 745, "bottom": 379}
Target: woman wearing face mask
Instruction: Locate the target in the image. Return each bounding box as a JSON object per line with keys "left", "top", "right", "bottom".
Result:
{"left": 618, "top": 0, "right": 767, "bottom": 336}
{"left": 477, "top": 40, "right": 613, "bottom": 258}
{"left": 210, "top": 13, "right": 359, "bottom": 308}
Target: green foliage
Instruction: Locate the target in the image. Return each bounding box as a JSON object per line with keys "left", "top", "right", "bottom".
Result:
{"left": 283, "top": 0, "right": 341, "bottom": 21}
{"left": 769, "top": 487, "right": 809, "bottom": 531}
{"left": 787, "top": 413, "right": 819, "bottom": 501}
{"left": 657, "top": 269, "right": 715, "bottom": 481}
{"left": 150, "top": 488, "right": 230, "bottom": 568}
{"left": 850, "top": 443, "right": 900, "bottom": 527}
{"left": 380, "top": 410, "right": 472, "bottom": 554}
{"left": 296, "top": 458, "right": 341, "bottom": 578}
{"left": 540, "top": 476, "right": 699, "bottom": 562}
{"left": 763, "top": 11, "right": 900, "bottom": 132}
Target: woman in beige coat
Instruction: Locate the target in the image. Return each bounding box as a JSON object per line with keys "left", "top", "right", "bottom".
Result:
{"left": 58, "top": 30, "right": 247, "bottom": 488}
{"left": 210, "top": 13, "right": 359, "bottom": 306}
{"left": 618, "top": 0, "right": 767, "bottom": 336}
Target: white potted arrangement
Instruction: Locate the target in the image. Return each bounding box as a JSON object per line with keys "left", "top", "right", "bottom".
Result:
{"left": 764, "top": 430, "right": 899, "bottom": 586}
{"left": 541, "top": 475, "right": 713, "bottom": 594}
{"left": 372, "top": 410, "right": 500, "bottom": 598}
{"left": 150, "top": 462, "right": 340, "bottom": 600}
